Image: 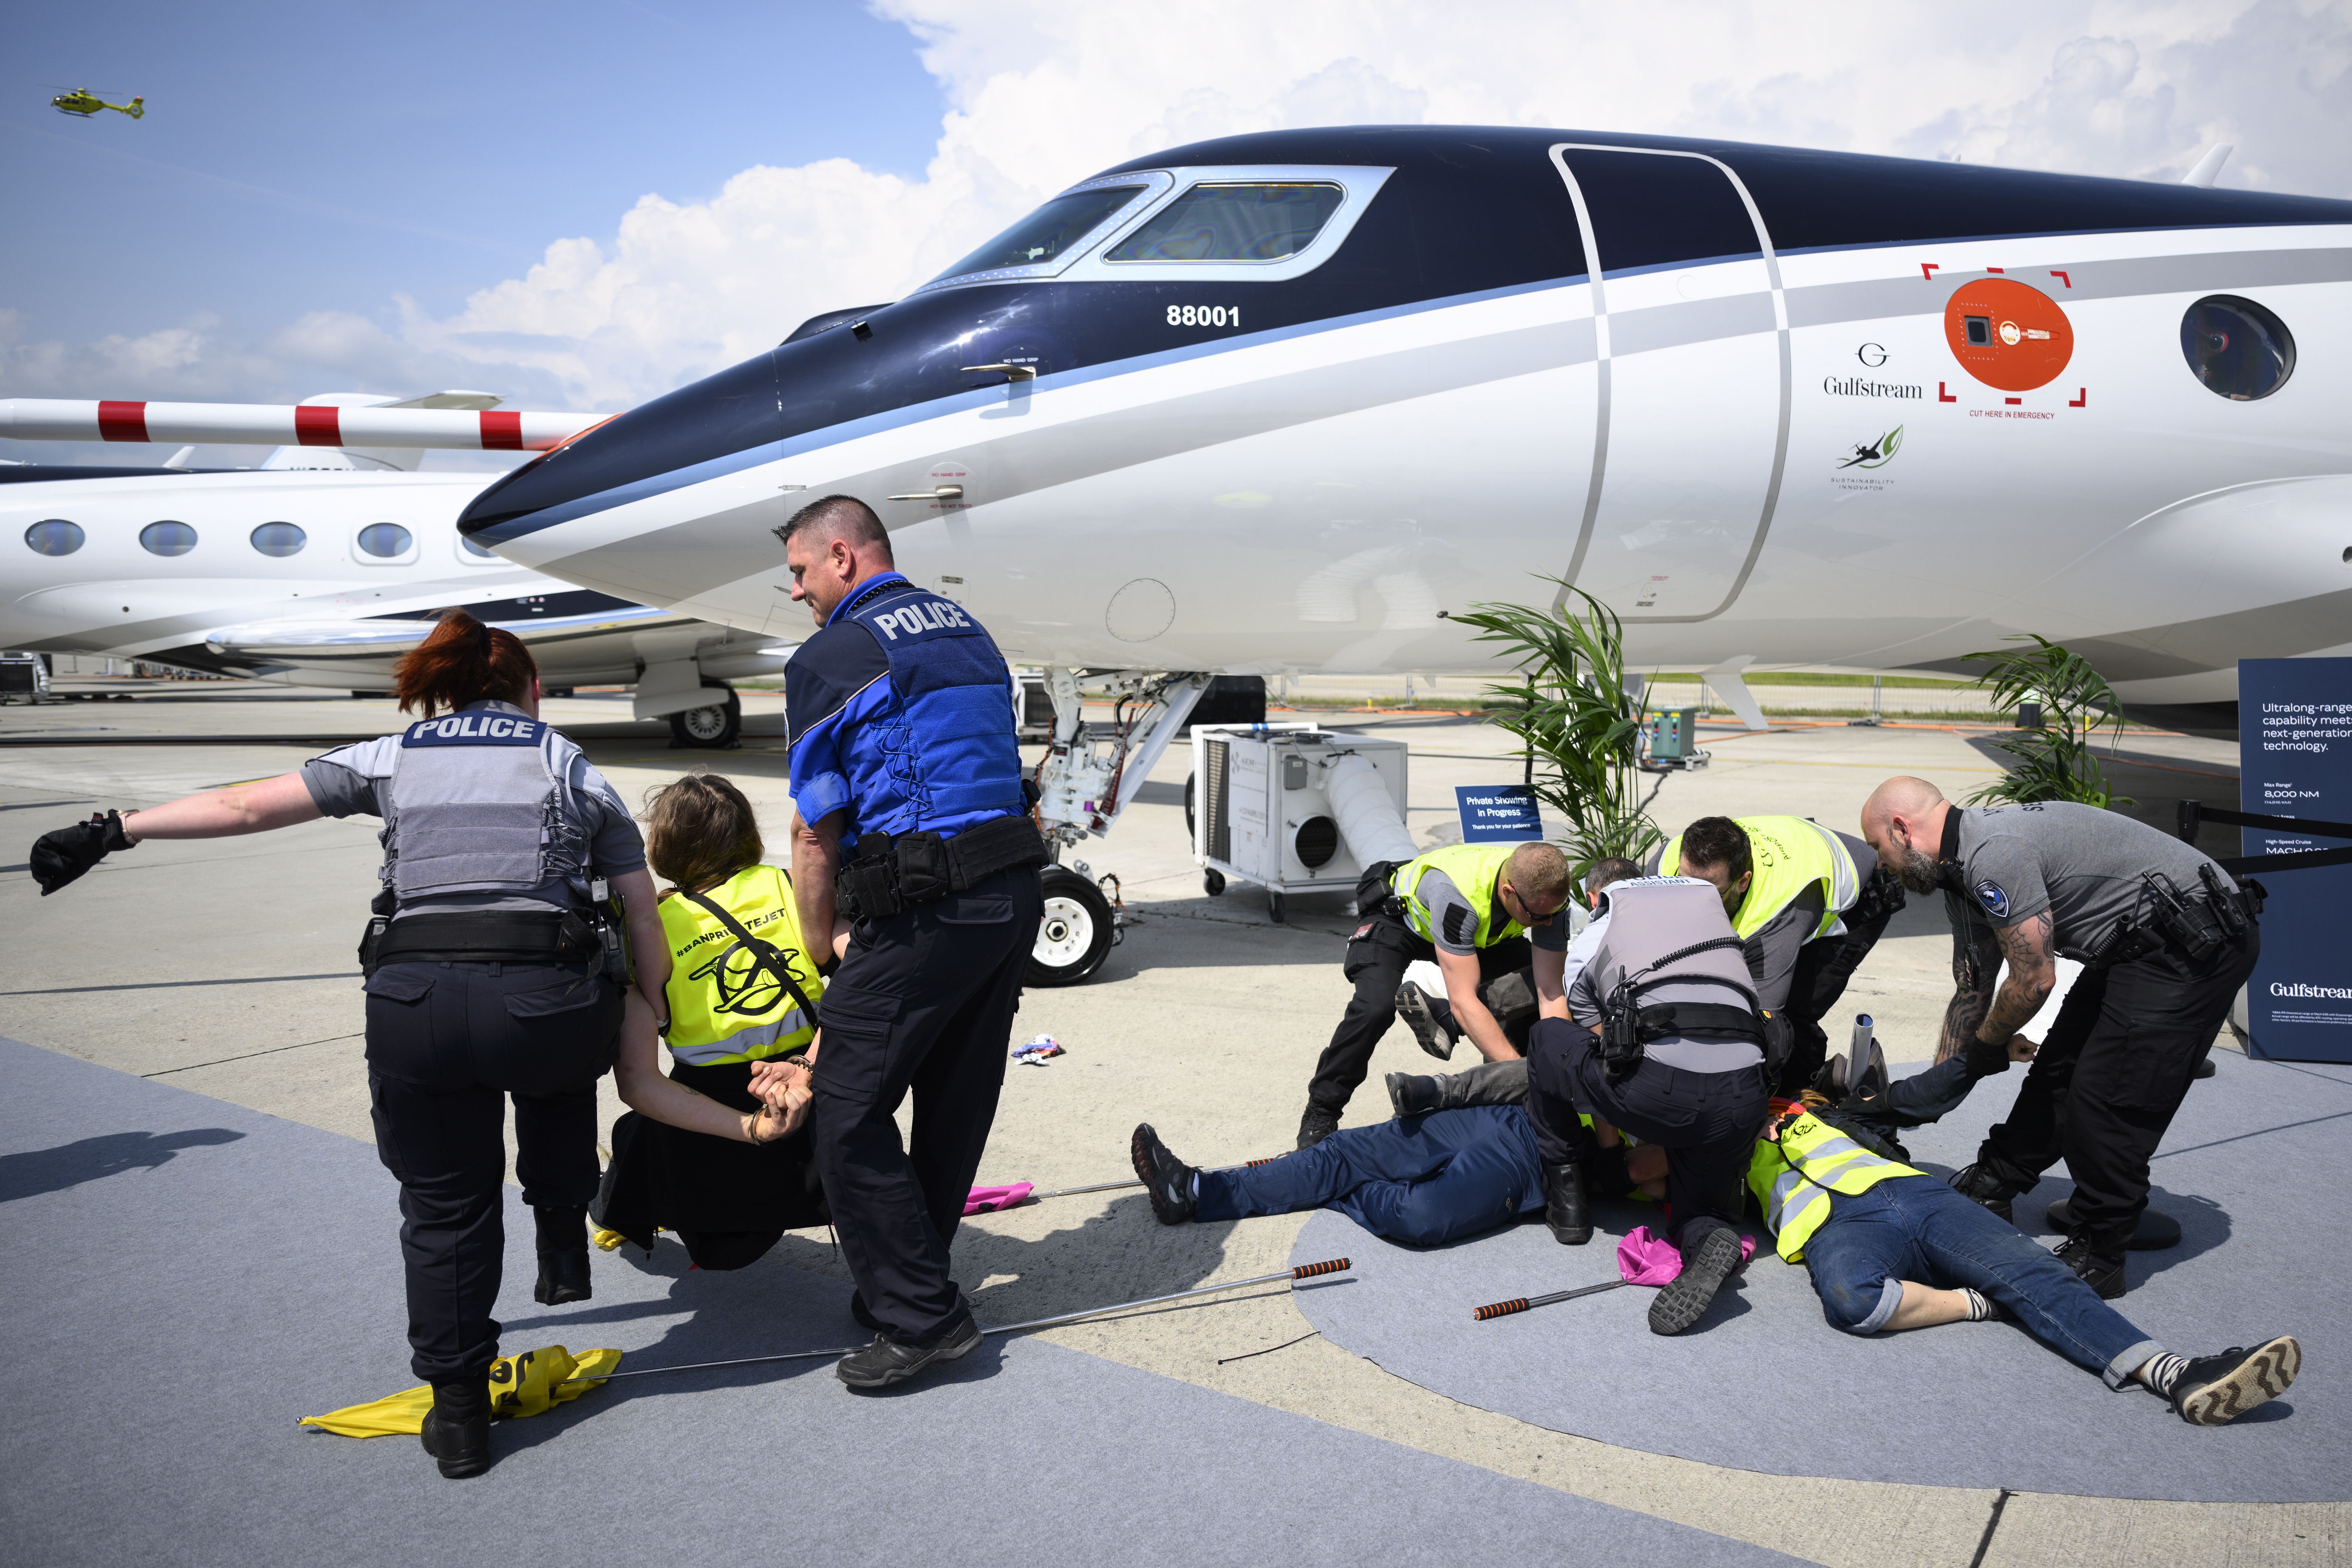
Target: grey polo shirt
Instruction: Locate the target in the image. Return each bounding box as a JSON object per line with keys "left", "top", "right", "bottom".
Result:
{"left": 1940, "top": 802, "right": 2236, "bottom": 961}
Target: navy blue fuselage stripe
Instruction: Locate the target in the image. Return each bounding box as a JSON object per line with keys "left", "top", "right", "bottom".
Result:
{"left": 456, "top": 124, "right": 2352, "bottom": 545}
{"left": 403, "top": 714, "right": 544, "bottom": 747}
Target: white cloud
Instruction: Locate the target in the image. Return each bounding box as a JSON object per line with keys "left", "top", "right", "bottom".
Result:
{"left": 10, "top": 0, "right": 2350, "bottom": 416}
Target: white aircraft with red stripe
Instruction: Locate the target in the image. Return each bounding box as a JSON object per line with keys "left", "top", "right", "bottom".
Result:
{"left": 0, "top": 391, "right": 783, "bottom": 747}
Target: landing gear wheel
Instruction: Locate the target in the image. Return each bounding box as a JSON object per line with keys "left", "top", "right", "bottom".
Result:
{"left": 1267, "top": 891, "right": 1287, "bottom": 924}
{"left": 669, "top": 683, "right": 741, "bottom": 749}
{"left": 1203, "top": 869, "right": 1225, "bottom": 896}
{"left": 1029, "top": 866, "right": 1115, "bottom": 987}
{"left": 1184, "top": 772, "right": 1196, "bottom": 843}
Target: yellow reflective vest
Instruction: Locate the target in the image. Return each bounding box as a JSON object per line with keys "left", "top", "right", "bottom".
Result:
{"left": 1659, "top": 815, "right": 1860, "bottom": 943}
{"left": 1393, "top": 842, "right": 1526, "bottom": 949}
{"left": 656, "top": 864, "right": 822, "bottom": 1067}
{"left": 1745, "top": 1106, "right": 1922, "bottom": 1262}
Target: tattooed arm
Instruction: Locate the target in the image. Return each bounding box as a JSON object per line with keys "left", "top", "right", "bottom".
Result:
{"left": 1935, "top": 917, "right": 2003, "bottom": 1065}
{"left": 1976, "top": 912, "right": 2057, "bottom": 1048}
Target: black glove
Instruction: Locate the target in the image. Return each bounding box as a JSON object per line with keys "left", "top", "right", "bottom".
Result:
{"left": 31, "top": 810, "right": 133, "bottom": 896}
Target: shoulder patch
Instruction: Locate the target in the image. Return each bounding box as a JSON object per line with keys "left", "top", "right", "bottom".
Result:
{"left": 1974, "top": 880, "right": 2010, "bottom": 919}
{"left": 402, "top": 714, "right": 543, "bottom": 747}
{"left": 1442, "top": 905, "right": 1475, "bottom": 947}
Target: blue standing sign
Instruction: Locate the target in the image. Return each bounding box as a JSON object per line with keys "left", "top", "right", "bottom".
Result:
{"left": 2240, "top": 658, "right": 2352, "bottom": 1062}
{"left": 1455, "top": 785, "right": 1547, "bottom": 845}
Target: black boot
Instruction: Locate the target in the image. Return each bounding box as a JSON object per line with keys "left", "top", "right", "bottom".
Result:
{"left": 419, "top": 1378, "right": 490, "bottom": 1479}
{"left": 534, "top": 1204, "right": 592, "bottom": 1305}
{"left": 2054, "top": 1233, "right": 2128, "bottom": 1299}
{"left": 1948, "top": 1162, "right": 2028, "bottom": 1225}
{"left": 1386, "top": 1071, "right": 1439, "bottom": 1118}
{"left": 1543, "top": 1162, "right": 1591, "bottom": 1245}
{"left": 1296, "top": 1103, "right": 1341, "bottom": 1150}
{"left": 1394, "top": 983, "right": 1456, "bottom": 1061}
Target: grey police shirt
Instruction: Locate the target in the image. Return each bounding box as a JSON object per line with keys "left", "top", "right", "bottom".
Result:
{"left": 1412, "top": 868, "right": 1570, "bottom": 957}
{"left": 1942, "top": 802, "right": 2235, "bottom": 962}
{"left": 1568, "top": 877, "right": 1763, "bottom": 1073}
{"left": 301, "top": 706, "right": 644, "bottom": 917}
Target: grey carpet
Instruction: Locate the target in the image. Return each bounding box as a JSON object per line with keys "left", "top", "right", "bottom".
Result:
{"left": 0, "top": 1040, "right": 1807, "bottom": 1568}
{"left": 1290, "top": 1049, "right": 2350, "bottom": 1502}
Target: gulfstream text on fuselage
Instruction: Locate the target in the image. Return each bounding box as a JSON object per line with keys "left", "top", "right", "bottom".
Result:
{"left": 1823, "top": 376, "right": 1924, "bottom": 398}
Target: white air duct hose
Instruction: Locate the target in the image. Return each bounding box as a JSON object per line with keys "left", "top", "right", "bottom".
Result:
{"left": 1324, "top": 751, "right": 1418, "bottom": 866}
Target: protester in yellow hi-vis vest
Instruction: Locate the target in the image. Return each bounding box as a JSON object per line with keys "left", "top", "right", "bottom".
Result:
{"left": 1719, "top": 1095, "right": 2302, "bottom": 1426}
{"left": 1654, "top": 814, "right": 1907, "bottom": 1094}
{"left": 1296, "top": 840, "right": 1576, "bottom": 1150}
{"left": 592, "top": 774, "right": 846, "bottom": 1271}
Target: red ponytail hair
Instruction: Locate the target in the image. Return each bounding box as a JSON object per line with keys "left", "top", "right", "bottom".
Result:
{"left": 394, "top": 609, "right": 539, "bottom": 718}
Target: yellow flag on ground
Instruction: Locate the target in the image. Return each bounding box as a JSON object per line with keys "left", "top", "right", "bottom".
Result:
{"left": 299, "top": 1345, "right": 623, "bottom": 1437}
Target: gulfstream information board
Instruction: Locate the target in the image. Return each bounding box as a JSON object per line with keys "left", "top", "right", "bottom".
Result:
{"left": 2240, "top": 657, "right": 2352, "bottom": 1062}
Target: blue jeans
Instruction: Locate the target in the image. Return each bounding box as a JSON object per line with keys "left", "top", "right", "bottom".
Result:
{"left": 1196, "top": 1105, "right": 1544, "bottom": 1247}
{"left": 1800, "top": 1175, "right": 2163, "bottom": 1387}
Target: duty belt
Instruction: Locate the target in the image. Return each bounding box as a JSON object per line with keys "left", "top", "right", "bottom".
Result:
{"left": 360, "top": 909, "right": 603, "bottom": 976}
{"left": 834, "top": 814, "right": 1049, "bottom": 924}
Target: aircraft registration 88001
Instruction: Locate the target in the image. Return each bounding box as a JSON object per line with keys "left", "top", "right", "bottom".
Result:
{"left": 458, "top": 125, "right": 2352, "bottom": 719}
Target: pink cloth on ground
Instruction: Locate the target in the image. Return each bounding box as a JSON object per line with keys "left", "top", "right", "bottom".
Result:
{"left": 963, "top": 1182, "right": 1035, "bottom": 1214}
{"left": 1616, "top": 1225, "right": 1757, "bottom": 1284}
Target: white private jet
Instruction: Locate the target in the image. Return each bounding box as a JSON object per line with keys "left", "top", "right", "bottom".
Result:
{"left": 0, "top": 391, "right": 795, "bottom": 745}
{"left": 448, "top": 127, "right": 2352, "bottom": 978}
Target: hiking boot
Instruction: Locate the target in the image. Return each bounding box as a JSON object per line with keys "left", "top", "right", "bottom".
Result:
{"left": 419, "top": 1378, "right": 490, "bottom": 1479}
{"left": 533, "top": 1204, "right": 592, "bottom": 1306}
{"left": 1297, "top": 1103, "right": 1341, "bottom": 1150}
{"left": 2170, "top": 1337, "right": 2301, "bottom": 1425}
{"left": 1130, "top": 1123, "right": 1199, "bottom": 1225}
{"left": 2054, "top": 1233, "right": 2128, "bottom": 1299}
{"left": 836, "top": 1310, "right": 983, "bottom": 1391}
{"left": 1387, "top": 1071, "right": 1438, "bottom": 1118}
{"left": 1396, "top": 982, "right": 1456, "bottom": 1061}
{"left": 1543, "top": 1161, "right": 1591, "bottom": 1246}
{"left": 1949, "top": 1162, "right": 2027, "bottom": 1225}
{"left": 1649, "top": 1226, "right": 1743, "bottom": 1336}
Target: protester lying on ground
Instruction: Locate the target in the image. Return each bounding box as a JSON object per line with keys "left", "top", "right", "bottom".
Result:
{"left": 1748, "top": 1092, "right": 2300, "bottom": 1425}
{"left": 593, "top": 774, "right": 839, "bottom": 1272}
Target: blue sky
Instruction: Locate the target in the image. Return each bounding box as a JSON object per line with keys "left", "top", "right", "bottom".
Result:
{"left": 5, "top": 0, "right": 2346, "bottom": 469}
{"left": 5, "top": 1, "right": 940, "bottom": 347}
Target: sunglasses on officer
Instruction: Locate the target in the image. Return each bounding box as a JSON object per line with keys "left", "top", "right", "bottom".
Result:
{"left": 1501, "top": 882, "right": 1569, "bottom": 925}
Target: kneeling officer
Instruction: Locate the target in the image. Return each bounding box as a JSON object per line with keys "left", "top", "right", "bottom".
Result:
{"left": 1297, "top": 840, "right": 1575, "bottom": 1149}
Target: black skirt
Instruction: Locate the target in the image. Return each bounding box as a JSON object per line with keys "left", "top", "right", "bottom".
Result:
{"left": 591, "top": 1057, "right": 827, "bottom": 1270}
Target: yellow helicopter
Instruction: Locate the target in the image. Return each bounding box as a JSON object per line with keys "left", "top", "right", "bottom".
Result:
{"left": 50, "top": 89, "right": 144, "bottom": 120}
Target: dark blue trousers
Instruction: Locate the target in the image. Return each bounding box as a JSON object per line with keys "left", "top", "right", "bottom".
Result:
{"left": 363, "top": 958, "right": 621, "bottom": 1381}
{"left": 810, "top": 866, "right": 1041, "bottom": 1343}
{"left": 1197, "top": 1105, "right": 1544, "bottom": 1247}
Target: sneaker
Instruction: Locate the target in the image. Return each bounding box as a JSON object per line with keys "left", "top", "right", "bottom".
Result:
{"left": 1386, "top": 1071, "right": 1438, "bottom": 1118}
{"left": 1649, "top": 1227, "right": 1743, "bottom": 1336}
{"left": 1395, "top": 982, "right": 1455, "bottom": 1062}
{"left": 835, "top": 1310, "right": 983, "bottom": 1390}
{"left": 2053, "top": 1233, "right": 2127, "bottom": 1299}
{"left": 1297, "top": 1103, "right": 1341, "bottom": 1150}
{"left": 2170, "top": 1336, "right": 2301, "bottom": 1425}
{"left": 1129, "top": 1123, "right": 1199, "bottom": 1225}
{"left": 1949, "top": 1162, "right": 2024, "bottom": 1225}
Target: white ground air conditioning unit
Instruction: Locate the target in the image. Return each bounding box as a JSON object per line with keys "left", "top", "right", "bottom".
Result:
{"left": 1191, "top": 724, "right": 1411, "bottom": 922}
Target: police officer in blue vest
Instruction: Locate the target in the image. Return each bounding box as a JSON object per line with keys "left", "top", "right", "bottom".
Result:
{"left": 753, "top": 495, "right": 1046, "bottom": 1389}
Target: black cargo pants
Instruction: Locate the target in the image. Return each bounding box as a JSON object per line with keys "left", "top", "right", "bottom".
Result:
{"left": 1307, "top": 913, "right": 1534, "bottom": 1114}
{"left": 364, "top": 959, "right": 621, "bottom": 1382}
{"left": 1975, "top": 926, "right": 2258, "bottom": 1250}
{"left": 809, "top": 865, "right": 1042, "bottom": 1345}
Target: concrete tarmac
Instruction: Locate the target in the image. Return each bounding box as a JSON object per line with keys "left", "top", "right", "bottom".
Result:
{"left": 2, "top": 690, "right": 2338, "bottom": 1568}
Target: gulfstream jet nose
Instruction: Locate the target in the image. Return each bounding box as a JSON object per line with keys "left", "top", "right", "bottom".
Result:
{"left": 454, "top": 349, "right": 786, "bottom": 573}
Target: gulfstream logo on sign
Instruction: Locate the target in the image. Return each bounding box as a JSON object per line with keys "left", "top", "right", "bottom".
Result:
{"left": 2272, "top": 982, "right": 2352, "bottom": 999}
{"left": 872, "top": 600, "right": 973, "bottom": 641}
{"left": 402, "top": 714, "right": 545, "bottom": 747}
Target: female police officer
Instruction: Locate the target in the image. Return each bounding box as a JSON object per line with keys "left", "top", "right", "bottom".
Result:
{"left": 29, "top": 611, "right": 665, "bottom": 1480}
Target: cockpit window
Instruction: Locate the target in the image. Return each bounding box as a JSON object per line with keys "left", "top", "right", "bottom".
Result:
{"left": 1104, "top": 182, "right": 1345, "bottom": 263}
{"left": 930, "top": 185, "right": 1150, "bottom": 284}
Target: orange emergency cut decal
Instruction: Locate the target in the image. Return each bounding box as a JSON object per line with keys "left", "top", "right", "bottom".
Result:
{"left": 1943, "top": 277, "right": 2074, "bottom": 392}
